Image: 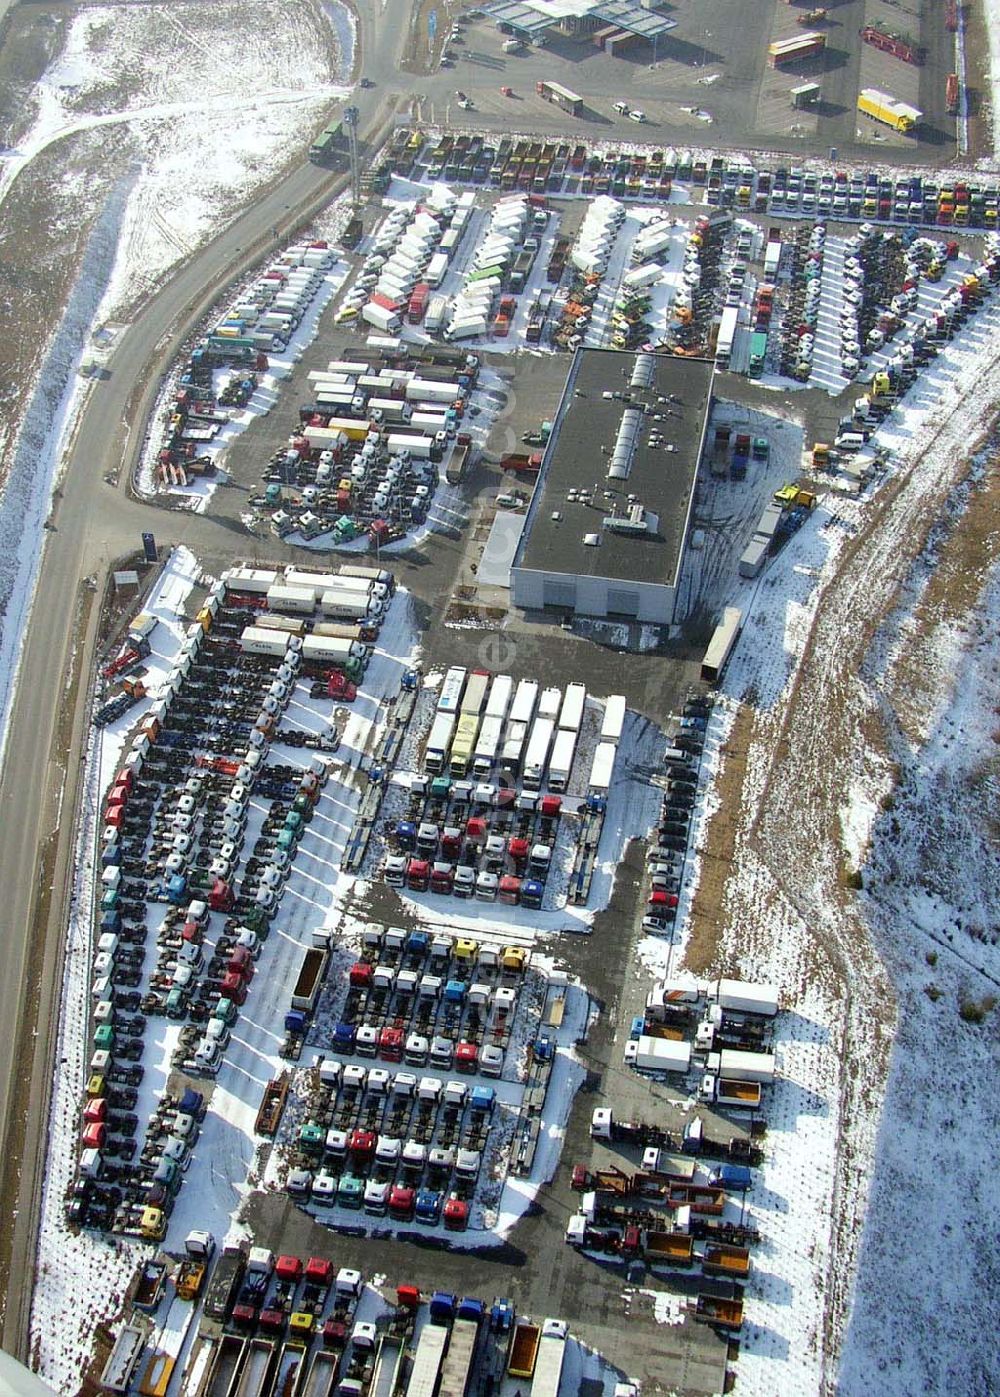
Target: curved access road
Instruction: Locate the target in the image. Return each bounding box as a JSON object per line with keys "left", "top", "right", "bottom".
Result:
{"left": 0, "top": 0, "right": 417, "bottom": 1358}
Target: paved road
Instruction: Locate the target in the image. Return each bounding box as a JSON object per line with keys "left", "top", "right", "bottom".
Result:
{"left": 0, "top": 0, "right": 414, "bottom": 1356}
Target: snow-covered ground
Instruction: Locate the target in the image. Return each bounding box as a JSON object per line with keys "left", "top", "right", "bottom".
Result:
{"left": 2, "top": 1, "right": 353, "bottom": 324}
{"left": 837, "top": 530, "right": 1000, "bottom": 1394}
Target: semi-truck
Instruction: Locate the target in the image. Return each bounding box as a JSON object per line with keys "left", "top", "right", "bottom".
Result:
{"left": 588, "top": 741, "right": 616, "bottom": 797}
{"left": 425, "top": 713, "right": 457, "bottom": 774}
{"left": 857, "top": 88, "right": 921, "bottom": 132}
{"left": 473, "top": 714, "right": 504, "bottom": 778}
{"left": 547, "top": 727, "right": 577, "bottom": 793}
{"left": 528, "top": 1320, "right": 567, "bottom": 1397}
{"left": 363, "top": 303, "right": 403, "bottom": 334}
{"left": 438, "top": 667, "right": 467, "bottom": 713}
{"left": 449, "top": 712, "right": 482, "bottom": 779}
{"left": 522, "top": 717, "right": 555, "bottom": 790}
{"left": 291, "top": 948, "right": 328, "bottom": 1013}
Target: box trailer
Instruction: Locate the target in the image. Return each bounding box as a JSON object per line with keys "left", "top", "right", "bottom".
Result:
{"left": 768, "top": 33, "right": 826, "bottom": 67}
{"left": 362, "top": 303, "right": 402, "bottom": 334}
{"left": 547, "top": 727, "right": 577, "bottom": 793}
{"left": 405, "top": 378, "right": 460, "bottom": 405}
{"left": 500, "top": 720, "right": 528, "bottom": 773}
{"left": 387, "top": 433, "right": 435, "bottom": 459}
{"left": 438, "top": 667, "right": 467, "bottom": 713}
{"left": 425, "top": 713, "right": 457, "bottom": 774}
{"left": 857, "top": 88, "right": 921, "bottom": 132}
{"left": 449, "top": 712, "right": 482, "bottom": 778}
{"left": 588, "top": 741, "right": 616, "bottom": 796}
{"left": 557, "top": 682, "right": 586, "bottom": 732}
{"left": 266, "top": 584, "right": 317, "bottom": 616}
{"left": 522, "top": 717, "right": 555, "bottom": 790}
{"left": 701, "top": 607, "right": 742, "bottom": 684}
{"left": 485, "top": 674, "right": 513, "bottom": 721}
{"left": 445, "top": 318, "right": 487, "bottom": 341}
{"left": 717, "top": 1048, "right": 776, "bottom": 1083}
{"left": 624, "top": 262, "right": 663, "bottom": 290}
{"left": 473, "top": 714, "right": 504, "bottom": 777}
{"left": 714, "top": 978, "right": 779, "bottom": 1017}
{"left": 425, "top": 295, "right": 448, "bottom": 332}
{"left": 600, "top": 694, "right": 626, "bottom": 745}
{"left": 634, "top": 1035, "right": 692, "bottom": 1074}
{"left": 510, "top": 679, "right": 538, "bottom": 726}
{"left": 225, "top": 567, "right": 279, "bottom": 595}
{"left": 425, "top": 252, "right": 450, "bottom": 288}
{"left": 460, "top": 670, "right": 491, "bottom": 718}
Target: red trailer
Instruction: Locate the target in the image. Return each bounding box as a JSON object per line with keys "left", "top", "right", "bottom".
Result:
{"left": 861, "top": 25, "right": 922, "bottom": 64}
{"left": 946, "top": 72, "right": 960, "bottom": 114}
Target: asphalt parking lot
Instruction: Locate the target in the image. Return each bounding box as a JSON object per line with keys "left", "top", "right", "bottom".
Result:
{"left": 404, "top": 2, "right": 965, "bottom": 165}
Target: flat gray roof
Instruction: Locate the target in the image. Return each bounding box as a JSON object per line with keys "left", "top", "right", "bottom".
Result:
{"left": 484, "top": 0, "right": 675, "bottom": 40}
{"left": 514, "top": 349, "right": 714, "bottom": 588}
{"left": 478, "top": 509, "right": 526, "bottom": 587}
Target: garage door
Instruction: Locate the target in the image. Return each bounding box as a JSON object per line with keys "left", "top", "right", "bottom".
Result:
{"left": 607, "top": 588, "right": 640, "bottom": 617}
{"left": 543, "top": 579, "right": 576, "bottom": 609}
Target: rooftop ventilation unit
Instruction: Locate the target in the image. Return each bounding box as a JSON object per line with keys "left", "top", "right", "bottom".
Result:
{"left": 603, "top": 504, "right": 659, "bottom": 536}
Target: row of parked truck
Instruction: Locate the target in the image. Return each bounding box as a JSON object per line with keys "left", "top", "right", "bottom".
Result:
{"left": 257, "top": 345, "right": 481, "bottom": 545}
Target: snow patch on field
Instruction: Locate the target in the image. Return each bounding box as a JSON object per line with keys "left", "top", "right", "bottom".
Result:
{"left": 4, "top": 0, "right": 352, "bottom": 324}
{"left": 838, "top": 568, "right": 1000, "bottom": 1395}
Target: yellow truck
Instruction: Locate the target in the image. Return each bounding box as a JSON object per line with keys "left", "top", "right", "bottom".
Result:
{"left": 857, "top": 88, "right": 921, "bottom": 133}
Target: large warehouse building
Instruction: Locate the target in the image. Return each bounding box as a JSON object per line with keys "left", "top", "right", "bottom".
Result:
{"left": 510, "top": 348, "right": 713, "bottom": 626}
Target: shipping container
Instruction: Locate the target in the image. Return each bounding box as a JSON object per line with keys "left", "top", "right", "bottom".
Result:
{"left": 240, "top": 626, "right": 293, "bottom": 658}
{"left": 266, "top": 584, "right": 317, "bottom": 616}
